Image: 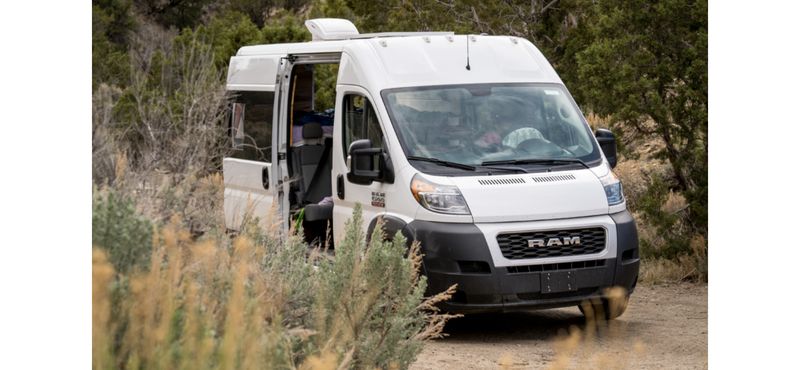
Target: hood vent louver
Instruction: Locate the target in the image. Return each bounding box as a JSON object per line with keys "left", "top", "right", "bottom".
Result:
{"left": 478, "top": 177, "right": 526, "bottom": 186}
{"left": 531, "top": 174, "right": 576, "bottom": 183}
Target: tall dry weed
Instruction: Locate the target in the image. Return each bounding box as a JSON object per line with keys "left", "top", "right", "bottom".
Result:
{"left": 639, "top": 232, "right": 706, "bottom": 285}
{"left": 93, "top": 250, "right": 116, "bottom": 370}
{"left": 545, "top": 287, "right": 646, "bottom": 370}
{"left": 94, "top": 219, "right": 292, "bottom": 369}
{"left": 92, "top": 206, "right": 454, "bottom": 370}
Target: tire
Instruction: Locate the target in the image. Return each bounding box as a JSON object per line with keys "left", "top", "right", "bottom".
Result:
{"left": 578, "top": 294, "right": 629, "bottom": 321}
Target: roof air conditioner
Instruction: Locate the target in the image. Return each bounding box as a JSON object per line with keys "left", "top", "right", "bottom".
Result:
{"left": 305, "top": 18, "right": 359, "bottom": 41}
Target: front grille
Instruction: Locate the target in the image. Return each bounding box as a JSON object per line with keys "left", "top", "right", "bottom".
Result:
{"left": 506, "top": 259, "right": 606, "bottom": 274}
{"left": 497, "top": 227, "right": 606, "bottom": 259}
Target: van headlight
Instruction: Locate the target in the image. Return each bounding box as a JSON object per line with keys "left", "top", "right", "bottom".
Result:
{"left": 410, "top": 174, "right": 471, "bottom": 215}
{"left": 599, "top": 171, "right": 624, "bottom": 206}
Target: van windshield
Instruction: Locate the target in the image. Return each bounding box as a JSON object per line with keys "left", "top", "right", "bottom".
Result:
{"left": 382, "top": 84, "right": 601, "bottom": 171}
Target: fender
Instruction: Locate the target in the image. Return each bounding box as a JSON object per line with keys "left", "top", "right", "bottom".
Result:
{"left": 365, "top": 215, "right": 411, "bottom": 244}
{"left": 366, "top": 215, "right": 428, "bottom": 279}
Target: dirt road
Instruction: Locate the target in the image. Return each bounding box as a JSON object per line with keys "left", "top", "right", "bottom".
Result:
{"left": 411, "top": 283, "right": 707, "bottom": 369}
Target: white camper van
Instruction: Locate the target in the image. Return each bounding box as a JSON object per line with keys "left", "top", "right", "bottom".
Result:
{"left": 223, "top": 19, "right": 639, "bottom": 317}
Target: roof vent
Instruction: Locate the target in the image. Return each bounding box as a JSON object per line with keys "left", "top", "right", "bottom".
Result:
{"left": 531, "top": 174, "right": 576, "bottom": 183}
{"left": 305, "top": 18, "right": 359, "bottom": 41}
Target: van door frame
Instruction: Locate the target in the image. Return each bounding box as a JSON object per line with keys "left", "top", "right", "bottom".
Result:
{"left": 273, "top": 52, "right": 343, "bottom": 235}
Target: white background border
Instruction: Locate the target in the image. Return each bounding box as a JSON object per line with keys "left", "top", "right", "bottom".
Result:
{"left": 709, "top": 0, "right": 800, "bottom": 367}
{"left": 0, "top": 1, "right": 91, "bottom": 368}
{"left": 1, "top": 1, "right": 799, "bottom": 368}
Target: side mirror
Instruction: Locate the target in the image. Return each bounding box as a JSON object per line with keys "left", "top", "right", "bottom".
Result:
{"left": 347, "top": 139, "right": 394, "bottom": 185}
{"left": 595, "top": 129, "right": 617, "bottom": 169}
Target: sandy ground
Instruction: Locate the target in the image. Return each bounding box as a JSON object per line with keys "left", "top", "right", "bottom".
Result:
{"left": 410, "top": 283, "right": 707, "bottom": 369}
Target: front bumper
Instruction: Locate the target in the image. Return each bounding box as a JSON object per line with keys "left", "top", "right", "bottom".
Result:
{"left": 402, "top": 211, "right": 640, "bottom": 313}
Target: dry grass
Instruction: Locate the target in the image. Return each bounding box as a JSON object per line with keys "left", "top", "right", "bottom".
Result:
{"left": 488, "top": 286, "right": 653, "bottom": 369}
{"left": 92, "top": 208, "right": 456, "bottom": 369}
{"left": 640, "top": 257, "right": 697, "bottom": 285}
{"left": 661, "top": 190, "right": 688, "bottom": 215}
{"left": 92, "top": 250, "right": 115, "bottom": 370}
{"left": 106, "top": 150, "right": 226, "bottom": 236}
{"left": 584, "top": 112, "right": 607, "bottom": 131}
{"left": 639, "top": 234, "right": 707, "bottom": 285}
{"left": 93, "top": 218, "right": 291, "bottom": 369}
{"left": 545, "top": 288, "right": 647, "bottom": 370}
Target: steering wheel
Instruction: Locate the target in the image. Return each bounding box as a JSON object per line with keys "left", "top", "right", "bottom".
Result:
{"left": 516, "top": 138, "right": 563, "bottom": 156}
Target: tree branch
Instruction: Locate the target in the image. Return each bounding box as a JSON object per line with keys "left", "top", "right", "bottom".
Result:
{"left": 542, "top": 0, "right": 559, "bottom": 14}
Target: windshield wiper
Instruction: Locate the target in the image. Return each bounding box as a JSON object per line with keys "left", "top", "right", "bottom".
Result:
{"left": 407, "top": 156, "right": 528, "bottom": 173}
{"left": 481, "top": 158, "right": 591, "bottom": 170}
{"left": 478, "top": 165, "right": 529, "bottom": 174}
{"left": 407, "top": 156, "right": 476, "bottom": 171}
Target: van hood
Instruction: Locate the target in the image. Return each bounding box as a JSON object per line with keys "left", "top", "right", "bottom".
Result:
{"left": 450, "top": 169, "right": 609, "bottom": 223}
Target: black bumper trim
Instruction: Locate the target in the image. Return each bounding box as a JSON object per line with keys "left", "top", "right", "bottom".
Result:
{"left": 404, "top": 211, "right": 640, "bottom": 313}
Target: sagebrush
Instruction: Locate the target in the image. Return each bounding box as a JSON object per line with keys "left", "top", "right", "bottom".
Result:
{"left": 92, "top": 196, "right": 455, "bottom": 369}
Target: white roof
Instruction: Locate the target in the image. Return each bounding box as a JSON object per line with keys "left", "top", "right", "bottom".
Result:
{"left": 227, "top": 34, "right": 562, "bottom": 93}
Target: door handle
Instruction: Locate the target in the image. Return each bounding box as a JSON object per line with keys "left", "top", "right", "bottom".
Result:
{"left": 262, "top": 167, "right": 269, "bottom": 189}
{"left": 337, "top": 174, "right": 345, "bottom": 199}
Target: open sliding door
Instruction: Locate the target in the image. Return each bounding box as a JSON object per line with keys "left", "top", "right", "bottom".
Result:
{"left": 223, "top": 55, "right": 284, "bottom": 230}
{"left": 272, "top": 53, "right": 342, "bottom": 235}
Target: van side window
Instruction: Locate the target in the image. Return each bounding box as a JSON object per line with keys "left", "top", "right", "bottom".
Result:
{"left": 342, "top": 94, "right": 383, "bottom": 162}
{"left": 229, "top": 91, "right": 273, "bottom": 162}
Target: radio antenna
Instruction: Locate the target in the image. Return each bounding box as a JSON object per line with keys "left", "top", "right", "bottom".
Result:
{"left": 465, "top": 34, "right": 471, "bottom": 70}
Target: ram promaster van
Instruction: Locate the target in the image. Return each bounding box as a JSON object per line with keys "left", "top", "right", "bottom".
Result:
{"left": 223, "top": 19, "right": 639, "bottom": 318}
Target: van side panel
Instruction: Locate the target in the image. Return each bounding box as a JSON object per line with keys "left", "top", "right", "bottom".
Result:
{"left": 223, "top": 158, "right": 274, "bottom": 230}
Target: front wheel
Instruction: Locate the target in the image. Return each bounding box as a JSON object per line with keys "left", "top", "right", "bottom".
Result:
{"left": 578, "top": 294, "right": 629, "bottom": 321}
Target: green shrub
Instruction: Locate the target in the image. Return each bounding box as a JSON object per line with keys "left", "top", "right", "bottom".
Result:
{"left": 312, "top": 205, "right": 443, "bottom": 368}
{"left": 92, "top": 188, "right": 153, "bottom": 274}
